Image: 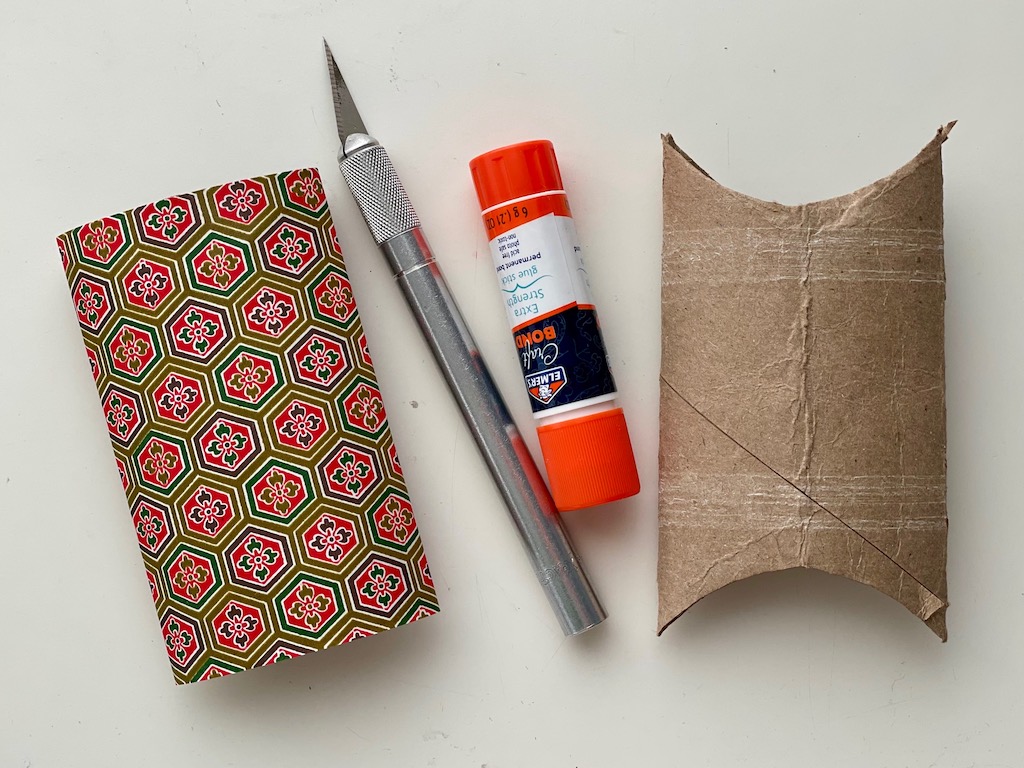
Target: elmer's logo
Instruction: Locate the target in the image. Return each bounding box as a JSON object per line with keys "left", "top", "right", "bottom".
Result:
{"left": 526, "top": 367, "right": 566, "bottom": 405}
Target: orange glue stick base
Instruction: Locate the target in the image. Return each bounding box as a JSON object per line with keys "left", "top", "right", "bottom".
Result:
{"left": 470, "top": 139, "right": 640, "bottom": 511}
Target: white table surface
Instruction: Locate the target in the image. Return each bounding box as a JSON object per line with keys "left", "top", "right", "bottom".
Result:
{"left": 2, "top": 1, "right": 1021, "bottom": 766}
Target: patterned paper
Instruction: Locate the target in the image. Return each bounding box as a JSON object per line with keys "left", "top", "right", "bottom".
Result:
{"left": 59, "top": 169, "right": 439, "bottom": 684}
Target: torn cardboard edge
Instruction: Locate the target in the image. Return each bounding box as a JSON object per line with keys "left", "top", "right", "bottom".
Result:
{"left": 658, "top": 124, "right": 953, "bottom": 640}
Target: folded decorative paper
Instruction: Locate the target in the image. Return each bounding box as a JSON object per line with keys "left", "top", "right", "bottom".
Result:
{"left": 659, "top": 126, "right": 952, "bottom": 639}
{"left": 59, "top": 169, "right": 439, "bottom": 684}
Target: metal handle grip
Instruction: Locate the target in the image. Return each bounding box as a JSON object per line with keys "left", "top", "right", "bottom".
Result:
{"left": 339, "top": 138, "right": 420, "bottom": 244}
{"left": 339, "top": 141, "right": 606, "bottom": 635}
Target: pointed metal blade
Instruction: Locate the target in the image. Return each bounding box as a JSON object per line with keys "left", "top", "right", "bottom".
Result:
{"left": 324, "top": 39, "right": 367, "bottom": 143}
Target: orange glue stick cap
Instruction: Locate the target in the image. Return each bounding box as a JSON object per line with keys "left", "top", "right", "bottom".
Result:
{"left": 536, "top": 408, "right": 640, "bottom": 512}
{"left": 470, "top": 139, "right": 563, "bottom": 211}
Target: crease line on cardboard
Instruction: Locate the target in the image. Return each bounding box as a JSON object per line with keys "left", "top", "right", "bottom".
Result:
{"left": 659, "top": 373, "right": 945, "bottom": 612}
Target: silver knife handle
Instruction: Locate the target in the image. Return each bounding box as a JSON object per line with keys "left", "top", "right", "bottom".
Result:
{"left": 381, "top": 228, "right": 606, "bottom": 636}
{"left": 339, "top": 136, "right": 421, "bottom": 244}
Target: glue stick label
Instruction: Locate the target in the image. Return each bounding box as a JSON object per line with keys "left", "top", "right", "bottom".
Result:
{"left": 483, "top": 192, "right": 617, "bottom": 416}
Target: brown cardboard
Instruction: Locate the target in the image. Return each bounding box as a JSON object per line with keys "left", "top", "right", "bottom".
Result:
{"left": 658, "top": 125, "right": 953, "bottom": 639}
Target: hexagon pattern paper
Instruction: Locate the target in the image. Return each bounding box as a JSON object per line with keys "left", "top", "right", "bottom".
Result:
{"left": 58, "top": 168, "right": 439, "bottom": 684}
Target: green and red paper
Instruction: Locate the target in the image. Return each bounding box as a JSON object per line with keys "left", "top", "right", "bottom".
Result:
{"left": 59, "top": 168, "right": 438, "bottom": 684}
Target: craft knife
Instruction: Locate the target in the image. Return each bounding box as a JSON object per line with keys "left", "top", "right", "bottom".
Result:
{"left": 324, "top": 40, "right": 605, "bottom": 636}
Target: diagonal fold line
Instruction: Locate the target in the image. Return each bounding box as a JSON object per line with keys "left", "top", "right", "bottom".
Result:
{"left": 660, "top": 374, "right": 945, "bottom": 606}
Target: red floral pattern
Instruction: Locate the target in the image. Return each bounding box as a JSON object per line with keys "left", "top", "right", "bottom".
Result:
{"left": 137, "top": 196, "right": 200, "bottom": 247}
{"left": 166, "top": 301, "right": 231, "bottom": 362}
{"left": 135, "top": 434, "right": 189, "bottom": 492}
{"left": 259, "top": 218, "right": 320, "bottom": 276}
{"left": 182, "top": 484, "right": 236, "bottom": 537}
{"left": 152, "top": 372, "right": 206, "bottom": 423}
{"left": 273, "top": 399, "right": 328, "bottom": 451}
{"left": 216, "top": 348, "right": 281, "bottom": 407}
{"left": 107, "top": 321, "right": 160, "bottom": 380}
{"left": 371, "top": 492, "right": 417, "bottom": 550}
{"left": 302, "top": 513, "right": 359, "bottom": 565}
{"left": 342, "top": 380, "right": 386, "bottom": 437}
{"left": 59, "top": 168, "right": 437, "bottom": 684}
{"left": 161, "top": 610, "right": 203, "bottom": 669}
{"left": 241, "top": 286, "right": 298, "bottom": 338}
{"left": 166, "top": 546, "right": 221, "bottom": 606}
{"left": 194, "top": 414, "right": 261, "bottom": 475}
{"left": 189, "top": 237, "right": 252, "bottom": 294}
{"left": 85, "top": 347, "right": 101, "bottom": 383}
{"left": 123, "top": 259, "right": 174, "bottom": 310}
{"left": 310, "top": 267, "right": 357, "bottom": 327}
{"left": 341, "top": 627, "right": 373, "bottom": 643}
{"left": 115, "top": 456, "right": 131, "bottom": 491}
{"left": 213, "top": 601, "right": 266, "bottom": 652}
{"left": 227, "top": 529, "right": 290, "bottom": 590}
{"left": 147, "top": 569, "right": 160, "bottom": 603}
{"left": 319, "top": 443, "right": 381, "bottom": 502}
{"left": 277, "top": 576, "right": 342, "bottom": 637}
{"left": 102, "top": 385, "right": 144, "bottom": 445}
{"left": 77, "top": 216, "right": 128, "bottom": 265}
{"left": 213, "top": 178, "right": 269, "bottom": 225}
{"left": 288, "top": 331, "right": 351, "bottom": 391}
{"left": 72, "top": 275, "right": 113, "bottom": 331}
{"left": 246, "top": 461, "right": 311, "bottom": 521}
{"left": 351, "top": 556, "right": 409, "bottom": 616}
{"left": 132, "top": 498, "right": 174, "bottom": 556}
{"left": 387, "top": 442, "right": 403, "bottom": 478}
{"left": 357, "top": 334, "right": 372, "bottom": 368}
{"left": 282, "top": 168, "right": 327, "bottom": 213}
{"left": 418, "top": 552, "right": 433, "bottom": 589}
{"left": 259, "top": 642, "right": 307, "bottom": 665}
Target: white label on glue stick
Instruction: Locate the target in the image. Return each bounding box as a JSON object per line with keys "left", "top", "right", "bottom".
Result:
{"left": 490, "top": 203, "right": 594, "bottom": 330}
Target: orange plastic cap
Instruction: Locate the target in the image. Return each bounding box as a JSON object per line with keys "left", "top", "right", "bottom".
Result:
{"left": 469, "top": 139, "right": 564, "bottom": 212}
{"left": 536, "top": 408, "right": 640, "bottom": 512}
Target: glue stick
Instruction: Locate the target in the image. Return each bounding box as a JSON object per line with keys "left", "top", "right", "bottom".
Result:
{"left": 469, "top": 140, "right": 640, "bottom": 512}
